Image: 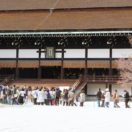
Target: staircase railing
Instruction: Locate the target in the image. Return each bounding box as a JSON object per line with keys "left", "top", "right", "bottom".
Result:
{"left": 71, "top": 75, "right": 83, "bottom": 91}
{"left": 86, "top": 75, "right": 122, "bottom": 82}
{"left": 73, "top": 77, "right": 87, "bottom": 96}
{"left": 0, "top": 74, "right": 14, "bottom": 85}
{"left": 68, "top": 75, "right": 87, "bottom": 102}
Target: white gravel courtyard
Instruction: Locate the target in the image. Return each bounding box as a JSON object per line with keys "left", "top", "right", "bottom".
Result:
{"left": 0, "top": 102, "right": 131, "bottom": 132}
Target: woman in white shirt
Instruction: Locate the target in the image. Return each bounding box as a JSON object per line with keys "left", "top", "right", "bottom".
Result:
{"left": 37, "top": 88, "right": 45, "bottom": 105}
{"left": 104, "top": 88, "right": 111, "bottom": 108}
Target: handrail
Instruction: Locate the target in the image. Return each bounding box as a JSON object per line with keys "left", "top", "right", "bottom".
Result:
{"left": 68, "top": 78, "right": 87, "bottom": 103}
{"left": 0, "top": 74, "right": 14, "bottom": 85}
{"left": 87, "top": 75, "right": 122, "bottom": 81}
{"left": 71, "top": 75, "right": 83, "bottom": 90}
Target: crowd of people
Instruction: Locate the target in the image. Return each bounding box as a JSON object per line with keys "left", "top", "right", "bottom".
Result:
{"left": 96, "top": 88, "right": 131, "bottom": 108}
{"left": 0, "top": 85, "right": 131, "bottom": 108}
{"left": 0, "top": 85, "right": 86, "bottom": 107}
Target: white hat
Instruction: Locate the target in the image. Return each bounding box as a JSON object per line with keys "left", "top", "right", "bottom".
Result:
{"left": 102, "top": 90, "right": 104, "bottom": 94}
{"left": 105, "top": 88, "right": 109, "bottom": 92}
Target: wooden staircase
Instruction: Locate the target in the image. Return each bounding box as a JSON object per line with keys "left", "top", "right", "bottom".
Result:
{"left": 70, "top": 75, "right": 88, "bottom": 100}
{"left": 0, "top": 75, "right": 14, "bottom": 85}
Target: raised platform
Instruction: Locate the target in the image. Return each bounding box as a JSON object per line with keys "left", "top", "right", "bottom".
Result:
{"left": 11, "top": 79, "right": 76, "bottom": 88}
{"left": 8, "top": 75, "right": 122, "bottom": 88}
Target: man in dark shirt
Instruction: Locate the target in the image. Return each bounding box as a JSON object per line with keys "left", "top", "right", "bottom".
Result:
{"left": 96, "top": 88, "right": 102, "bottom": 107}
{"left": 124, "top": 90, "right": 130, "bottom": 108}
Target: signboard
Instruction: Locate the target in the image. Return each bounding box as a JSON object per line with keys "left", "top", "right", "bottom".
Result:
{"left": 46, "top": 47, "right": 55, "bottom": 58}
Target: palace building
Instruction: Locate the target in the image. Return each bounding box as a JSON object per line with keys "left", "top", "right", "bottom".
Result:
{"left": 0, "top": 0, "right": 132, "bottom": 95}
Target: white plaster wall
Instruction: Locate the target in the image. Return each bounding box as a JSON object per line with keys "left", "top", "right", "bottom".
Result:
{"left": 88, "top": 49, "right": 109, "bottom": 58}
{"left": 19, "top": 49, "right": 38, "bottom": 58}
{"left": 87, "top": 83, "right": 132, "bottom": 96}
{"left": 0, "top": 49, "right": 132, "bottom": 59}
{"left": 64, "top": 49, "right": 85, "bottom": 58}
{"left": 113, "top": 49, "right": 132, "bottom": 58}
{"left": 41, "top": 53, "right": 46, "bottom": 58}
{"left": 87, "top": 83, "right": 106, "bottom": 95}
{"left": 112, "top": 84, "right": 132, "bottom": 96}
{"left": 55, "top": 49, "right": 110, "bottom": 59}
{"left": 55, "top": 49, "right": 62, "bottom": 58}
{"left": 112, "top": 84, "right": 124, "bottom": 96}
{"left": 0, "top": 49, "right": 16, "bottom": 58}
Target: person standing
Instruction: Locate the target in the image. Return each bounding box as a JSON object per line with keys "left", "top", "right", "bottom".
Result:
{"left": 96, "top": 88, "right": 102, "bottom": 107}
{"left": 101, "top": 91, "right": 105, "bottom": 107}
{"left": 12, "top": 87, "right": 18, "bottom": 105}
{"left": 26, "top": 87, "right": 32, "bottom": 104}
{"left": 37, "top": 88, "right": 45, "bottom": 105}
{"left": 50, "top": 88, "right": 56, "bottom": 105}
{"left": 112, "top": 90, "right": 120, "bottom": 108}
{"left": 79, "top": 90, "right": 86, "bottom": 107}
{"left": 32, "top": 87, "right": 38, "bottom": 105}
{"left": 44, "top": 88, "right": 48, "bottom": 105}
{"left": 56, "top": 88, "right": 61, "bottom": 106}
{"left": 104, "top": 88, "right": 111, "bottom": 108}
{"left": 18, "top": 88, "right": 25, "bottom": 105}
{"left": 6, "top": 87, "right": 12, "bottom": 105}
{"left": 124, "top": 90, "right": 130, "bottom": 108}
{"left": 68, "top": 89, "right": 74, "bottom": 106}
{"left": 63, "top": 89, "right": 68, "bottom": 106}
{"left": 68, "top": 89, "right": 77, "bottom": 106}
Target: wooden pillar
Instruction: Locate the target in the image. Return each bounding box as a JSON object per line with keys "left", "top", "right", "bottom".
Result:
{"left": 38, "top": 47, "right": 41, "bottom": 79}
{"left": 84, "top": 48, "right": 88, "bottom": 78}
{"left": 15, "top": 47, "right": 19, "bottom": 79}
{"left": 109, "top": 46, "right": 112, "bottom": 93}
{"left": 61, "top": 47, "right": 64, "bottom": 79}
